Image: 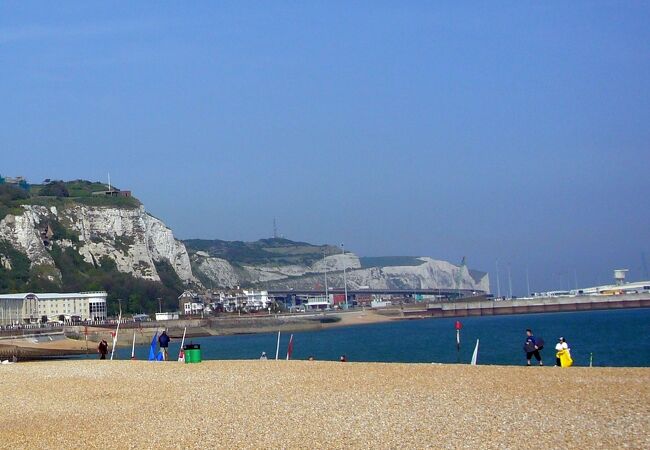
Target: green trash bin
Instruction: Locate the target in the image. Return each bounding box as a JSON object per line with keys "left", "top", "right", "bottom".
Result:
{"left": 184, "top": 343, "right": 201, "bottom": 364}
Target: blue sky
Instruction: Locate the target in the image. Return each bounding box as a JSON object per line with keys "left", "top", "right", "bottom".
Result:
{"left": 1, "top": 2, "right": 649, "bottom": 294}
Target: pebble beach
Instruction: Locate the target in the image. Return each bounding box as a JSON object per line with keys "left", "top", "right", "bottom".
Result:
{"left": 0, "top": 360, "right": 648, "bottom": 449}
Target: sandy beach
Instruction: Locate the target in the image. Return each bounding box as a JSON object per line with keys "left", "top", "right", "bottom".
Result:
{"left": 0, "top": 361, "right": 648, "bottom": 449}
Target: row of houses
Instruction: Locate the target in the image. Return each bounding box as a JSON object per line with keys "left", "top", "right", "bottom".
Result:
{"left": 178, "top": 289, "right": 273, "bottom": 315}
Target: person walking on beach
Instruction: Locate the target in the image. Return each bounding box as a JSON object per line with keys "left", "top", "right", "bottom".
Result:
{"left": 158, "top": 330, "right": 170, "bottom": 361}
{"left": 524, "top": 329, "right": 543, "bottom": 366}
{"left": 98, "top": 339, "right": 108, "bottom": 360}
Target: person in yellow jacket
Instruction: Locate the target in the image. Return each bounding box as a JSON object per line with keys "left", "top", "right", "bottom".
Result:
{"left": 555, "top": 337, "right": 573, "bottom": 367}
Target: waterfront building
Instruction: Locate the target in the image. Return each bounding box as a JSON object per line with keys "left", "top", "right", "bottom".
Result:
{"left": 183, "top": 301, "right": 204, "bottom": 315}
{"left": 242, "top": 290, "right": 271, "bottom": 310}
{"left": 209, "top": 289, "right": 271, "bottom": 313}
{"left": 575, "top": 280, "right": 650, "bottom": 296}
{"left": 178, "top": 290, "right": 200, "bottom": 311}
{"left": 0, "top": 291, "right": 108, "bottom": 325}
{"left": 531, "top": 270, "right": 650, "bottom": 298}
{"left": 303, "top": 295, "right": 331, "bottom": 310}
{"left": 155, "top": 312, "right": 179, "bottom": 321}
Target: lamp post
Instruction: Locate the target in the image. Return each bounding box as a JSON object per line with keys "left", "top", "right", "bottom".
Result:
{"left": 341, "top": 244, "right": 348, "bottom": 310}
{"left": 323, "top": 250, "right": 329, "bottom": 305}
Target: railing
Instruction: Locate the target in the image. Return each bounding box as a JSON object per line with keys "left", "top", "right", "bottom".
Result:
{"left": 0, "top": 325, "right": 66, "bottom": 338}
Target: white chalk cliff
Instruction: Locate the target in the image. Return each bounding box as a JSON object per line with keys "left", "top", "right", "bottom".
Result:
{"left": 190, "top": 252, "right": 489, "bottom": 292}
{"left": 0, "top": 204, "right": 196, "bottom": 284}
{"left": 0, "top": 203, "right": 488, "bottom": 292}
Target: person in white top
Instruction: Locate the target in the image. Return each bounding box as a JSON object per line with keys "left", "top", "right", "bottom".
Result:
{"left": 555, "top": 337, "right": 569, "bottom": 366}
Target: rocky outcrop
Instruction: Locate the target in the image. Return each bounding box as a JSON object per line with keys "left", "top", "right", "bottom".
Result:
{"left": 0, "top": 201, "right": 488, "bottom": 293}
{"left": 255, "top": 257, "right": 489, "bottom": 292}
{"left": 190, "top": 251, "right": 489, "bottom": 292}
{"left": 190, "top": 251, "right": 367, "bottom": 288}
{"left": 0, "top": 204, "right": 196, "bottom": 285}
{"left": 311, "top": 254, "right": 361, "bottom": 272}
{"left": 0, "top": 206, "right": 56, "bottom": 268}
{"left": 191, "top": 253, "right": 239, "bottom": 288}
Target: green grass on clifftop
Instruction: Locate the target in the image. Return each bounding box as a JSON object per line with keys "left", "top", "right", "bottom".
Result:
{"left": 359, "top": 256, "right": 424, "bottom": 268}
{"left": 184, "top": 237, "right": 340, "bottom": 266}
{"left": 0, "top": 180, "right": 141, "bottom": 221}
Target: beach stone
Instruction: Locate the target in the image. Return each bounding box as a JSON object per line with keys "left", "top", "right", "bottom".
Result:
{"left": 0, "top": 361, "right": 647, "bottom": 449}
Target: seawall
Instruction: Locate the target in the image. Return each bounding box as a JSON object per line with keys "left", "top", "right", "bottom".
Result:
{"left": 403, "top": 293, "right": 650, "bottom": 318}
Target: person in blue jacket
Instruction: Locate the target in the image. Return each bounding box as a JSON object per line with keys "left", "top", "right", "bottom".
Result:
{"left": 158, "top": 330, "right": 171, "bottom": 361}
{"left": 524, "top": 329, "right": 543, "bottom": 366}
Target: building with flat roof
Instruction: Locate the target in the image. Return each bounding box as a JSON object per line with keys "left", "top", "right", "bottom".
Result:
{"left": 0, "top": 291, "right": 108, "bottom": 325}
{"left": 155, "top": 312, "right": 179, "bottom": 321}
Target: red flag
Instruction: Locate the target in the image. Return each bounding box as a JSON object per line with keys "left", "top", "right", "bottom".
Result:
{"left": 286, "top": 334, "right": 294, "bottom": 360}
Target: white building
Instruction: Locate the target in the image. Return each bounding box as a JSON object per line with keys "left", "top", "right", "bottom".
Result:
{"left": 211, "top": 289, "right": 271, "bottom": 312}
{"left": 0, "top": 291, "right": 108, "bottom": 325}
{"left": 155, "top": 312, "right": 179, "bottom": 321}
{"left": 242, "top": 290, "right": 271, "bottom": 310}
{"left": 303, "top": 295, "right": 331, "bottom": 310}
{"left": 183, "top": 301, "right": 204, "bottom": 315}
{"left": 575, "top": 280, "right": 650, "bottom": 296}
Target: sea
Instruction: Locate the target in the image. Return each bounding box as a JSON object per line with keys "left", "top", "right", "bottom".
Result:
{"left": 107, "top": 308, "right": 650, "bottom": 367}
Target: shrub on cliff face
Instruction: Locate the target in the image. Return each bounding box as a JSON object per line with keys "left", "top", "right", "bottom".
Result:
{"left": 0, "top": 184, "right": 30, "bottom": 221}
{"left": 0, "top": 240, "right": 31, "bottom": 291}
{"left": 39, "top": 181, "right": 70, "bottom": 198}
{"left": 44, "top": 249, "right": 182, "bottom": 315}
{"left": 0, "top": 184, "right": 30, "bottom": 203}
{"left": 47, "top": 218, "right": 79, "bottom": 243}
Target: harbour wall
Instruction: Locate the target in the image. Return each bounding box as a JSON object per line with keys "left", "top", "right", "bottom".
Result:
{"left": 399, "top": 293, "right": 650, "bottom": 318}
{"left": 64, "top": 313, "right": 342, "bottom": 343}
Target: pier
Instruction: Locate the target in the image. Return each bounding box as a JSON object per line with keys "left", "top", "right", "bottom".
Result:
{"left": 400, "top": 292, "right": 650, "bottom": 318}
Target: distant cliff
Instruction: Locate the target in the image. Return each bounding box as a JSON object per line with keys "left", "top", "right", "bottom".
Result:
{"left": 184, "top": 239, "right": 489, "bottom": 292}
{"left": 0, "top": 205, "right": 195, "bottom": 282}
{"left": 0, "top": 180, "right": 194, "bottom": 313}
{"left": 0, "top": 179, "right": 489, "bottom": 313}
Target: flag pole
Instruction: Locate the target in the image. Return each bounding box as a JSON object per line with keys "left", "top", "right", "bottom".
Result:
{"left": 286, "top": 334, "right": 294, "bottom": 360}
{"left": 130, "top": 329, "right": 136, "bottom": 360}
{"left": 275, "top": 330, "right": 281, "bottom": 360}
{"left": 178, "top": 327, "right": 187, "bottom": 362}
{"left": 110, "top": 313, "right": 121, "bottom": 361}
{"left": 470, "top": 339, "right": 479, "bottom": 365}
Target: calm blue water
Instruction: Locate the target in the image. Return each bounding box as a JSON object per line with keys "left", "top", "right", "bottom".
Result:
{"left": 106, "top": 308, "right": 650, "bottom": 366}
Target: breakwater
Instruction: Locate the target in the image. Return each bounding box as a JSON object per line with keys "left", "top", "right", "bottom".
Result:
{"left": 395, "top": 293, "right": 650, "bottom": 318}
{"left": 64, "top": 312, "right": 345, "bottom": 345}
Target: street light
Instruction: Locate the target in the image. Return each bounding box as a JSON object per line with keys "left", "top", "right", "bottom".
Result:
{"left": 323, "top": 249, "right": 329, "bottom": 305}
{"left": 341, "top": 244, "right": 348, "bottom": 310}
